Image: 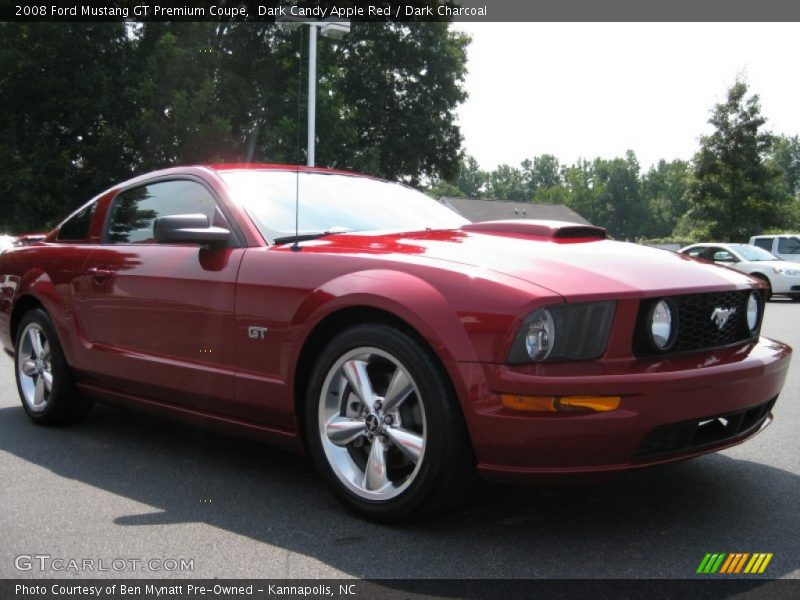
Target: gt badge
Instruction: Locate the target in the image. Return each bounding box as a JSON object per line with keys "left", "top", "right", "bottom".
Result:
{"left": 248, "top": 326, "right": 269, "bottom": 340}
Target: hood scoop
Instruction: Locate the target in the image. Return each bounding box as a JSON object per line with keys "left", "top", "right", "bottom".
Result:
{"left": 461, "top": 220, "right": 607, "bottom": 241}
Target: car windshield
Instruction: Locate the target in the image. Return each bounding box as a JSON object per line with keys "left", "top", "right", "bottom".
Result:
{"left": 219, "top": 170, "right": 468, "bottom": 243}
{"left": 728, "top": 244, "right": 779, "bottom": 261}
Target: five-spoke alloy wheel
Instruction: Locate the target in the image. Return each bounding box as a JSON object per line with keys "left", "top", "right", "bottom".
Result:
{"left": 318, "top": 347, "right": 426, "bottom": 501}
{"left": 14, "top": 308, "right": 93, "bottom": 425}
{"left": 17, "top": 321, "right": 54, "bottom": 414}
{"left": 306, "top": 323, "right": 474, "bottom": 522}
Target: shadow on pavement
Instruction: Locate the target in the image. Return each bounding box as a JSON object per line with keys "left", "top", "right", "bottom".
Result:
{"left": 0, "top": 401, "right": 797, "bottom": 580}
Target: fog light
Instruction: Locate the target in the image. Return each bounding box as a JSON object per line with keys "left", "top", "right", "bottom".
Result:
{"left": 501, "top": 394, "right": 621, "bottom": 412}
{"left": 557, "top": 395, "right": 621, "bottom": 412}
{"left": 501, "top": 395, "right": 556, "bottom": 412}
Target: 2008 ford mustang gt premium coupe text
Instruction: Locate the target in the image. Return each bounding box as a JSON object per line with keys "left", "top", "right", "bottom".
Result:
{"left": 0, "top": 164, "right": 791, "bottom": 521}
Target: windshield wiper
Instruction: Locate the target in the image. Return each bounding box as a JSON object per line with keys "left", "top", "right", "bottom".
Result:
{"left": 272, "top": 230, "right": 347, "bottom": 245}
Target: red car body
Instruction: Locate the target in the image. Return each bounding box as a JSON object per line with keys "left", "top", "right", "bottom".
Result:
{"left": 0, "top": 165, "right": 791, "bottom": 488}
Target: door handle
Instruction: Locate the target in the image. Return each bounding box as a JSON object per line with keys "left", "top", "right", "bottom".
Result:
{"left": 87, "top": 266, "right": 114, "bottom": 279}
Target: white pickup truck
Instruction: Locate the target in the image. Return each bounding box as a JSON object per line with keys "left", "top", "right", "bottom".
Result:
{"left": 750, "top": 234, "right": 800, "bottom": 263}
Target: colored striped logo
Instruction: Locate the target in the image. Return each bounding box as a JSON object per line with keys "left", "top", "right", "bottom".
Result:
{"left": 696, "top": 553, "right": 773, "bottom": 574}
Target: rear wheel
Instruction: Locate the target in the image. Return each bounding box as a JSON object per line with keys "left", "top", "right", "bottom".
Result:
{"left": 305, "top": 324, "right": 474, "bottom": 522}
{"left": 15, "top": 308, "right": 93, "bottom": 425}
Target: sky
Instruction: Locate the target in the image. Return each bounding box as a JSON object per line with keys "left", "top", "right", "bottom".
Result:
{"left": 453, "top": 23, "right": 800, "bottom": 172}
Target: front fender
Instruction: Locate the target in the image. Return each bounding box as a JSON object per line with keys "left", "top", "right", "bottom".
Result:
{"left": 7, "top": 265, "right": 89, "bottom": 371}
{"left": 290, "top": 269, "right": 480, "bottom": 363}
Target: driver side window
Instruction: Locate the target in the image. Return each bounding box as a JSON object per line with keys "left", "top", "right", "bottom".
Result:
{"left": 105, "top": 180, "right": 216, "bottom": 244}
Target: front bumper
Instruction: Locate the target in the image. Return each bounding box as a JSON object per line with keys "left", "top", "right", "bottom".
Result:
{"left": 448, "top": 337, "right": 791, "bottom": 482}
{"left": 770, "top": 272, "right": 800, "bottom": 295}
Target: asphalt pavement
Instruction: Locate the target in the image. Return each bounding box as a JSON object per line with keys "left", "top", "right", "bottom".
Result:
{"left": 1, "top": 300, "right": 798, "bottom": 580}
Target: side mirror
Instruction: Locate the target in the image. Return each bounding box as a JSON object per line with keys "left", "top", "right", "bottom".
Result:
{"left": 153, "top": 214, "right": 230, "bottom": 246}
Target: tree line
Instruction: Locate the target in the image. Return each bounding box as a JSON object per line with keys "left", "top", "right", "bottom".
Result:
{"left": 429, "top": 81, "right": 800, "bottom": 243}
{"left": 2, "top": 22, "right": 798, "bottom": 244}
{"left": 0, "top": 22, "right": 468, "bottom": 232}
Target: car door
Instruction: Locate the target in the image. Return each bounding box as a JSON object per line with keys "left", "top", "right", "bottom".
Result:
{"left": 76, "top": 177, "right": 246, "bottom": 416}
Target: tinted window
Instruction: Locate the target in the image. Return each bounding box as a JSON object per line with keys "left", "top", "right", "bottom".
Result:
{"left": 58, "top": 201, "right": 97, "bottom": 241}
{"left": 777, "top": 237, "right": 800, "bottom": 255}
{"left": 106, "top": 180, "right": 215, "bottom": 244}
{"left": 752, "top": 238, "right": 772, "bottom": 251}
{"left": 686, "top": 247, "right": 707, "bottom": 259}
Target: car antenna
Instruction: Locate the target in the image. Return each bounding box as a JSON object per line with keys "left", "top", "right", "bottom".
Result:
{"left": 291, "top": 25, "right": 304, "bottom": 252}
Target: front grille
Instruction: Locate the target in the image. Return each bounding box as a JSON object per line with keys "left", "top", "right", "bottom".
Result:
{"left": 633, "top": 290, "right": 761, "bottom": 356}
{"left": 633, "top": 397, "right": 775, "bottom": 460}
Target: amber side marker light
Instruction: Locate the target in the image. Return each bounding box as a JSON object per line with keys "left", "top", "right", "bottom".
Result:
{"left": 501, "top": 394, "right": 621, "bottom": 412}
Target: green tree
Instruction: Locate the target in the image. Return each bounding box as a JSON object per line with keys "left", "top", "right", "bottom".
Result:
{"left": 0, "top": 23, "right": 136, "bottom": 232}
{"left": 683, "top": 79, "right": 792, "bottom": 241}
{"left": 486, "top": 164, "right": 527, "bottom": 200}
{"left": 640, "top": 159, "right": 690, "bottom": 238}
{"left": 590, "top": 151, "right": 646, "bottom": 240}
{"left": 0, "top": 22, "right": 470, "bottom": 232}
{"left": 563, "top": 159, "right": 596, "bottom": 223}
{"left": 456, "top": 155, "right": 487, "bottom": 197}
{"left": 522, "top": 154, "right": 563, "bottom": 200}
{"left": 327, "top": 22, "right": 469, "bottom": 184}
{"left": 768, "top": 134, "right": 800, "bottom": 198}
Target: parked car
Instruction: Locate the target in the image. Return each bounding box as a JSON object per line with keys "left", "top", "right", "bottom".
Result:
{"left": 749, "top": 234, "right": 800, "bottom": 263}
{"left": 679, "top": 243, "right": 800, "bottom": 301}
{"left": 0, "top": 164, "right": 791, "bottom": 521}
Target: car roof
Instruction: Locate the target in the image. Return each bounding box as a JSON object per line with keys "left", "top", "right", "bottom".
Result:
{"left": 685, "top": 243, "right": 732, "bottom": 247}
{"left": 206, "top": 163, "right": 364, "bottom": 178}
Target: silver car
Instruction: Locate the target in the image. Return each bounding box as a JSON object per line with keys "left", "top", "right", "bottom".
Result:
{"left": 679, "top": 243, "right": 800, "bottom": 301}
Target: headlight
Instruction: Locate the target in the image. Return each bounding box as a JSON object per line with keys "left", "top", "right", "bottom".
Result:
{"left": 522, "top": 309, "right": 555, "bottom": 361}
{"left": 508, "top": 301, "right": 616, "bottom": 363}
{"left": 774, "top": 265, "right": 800, "bottom": 277}
{"left": 746, "top": 291, "right": 760, "bottom": 333}
{"left": 649, "top": 299, "right": 676, "bottom": 350}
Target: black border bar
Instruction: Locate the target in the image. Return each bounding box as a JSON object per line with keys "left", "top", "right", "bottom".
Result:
{"left": 4, "top": 0, "right": 800, "bottom": 22}
{"left": 4, "top": 579, "right": 800, "bottom": 600}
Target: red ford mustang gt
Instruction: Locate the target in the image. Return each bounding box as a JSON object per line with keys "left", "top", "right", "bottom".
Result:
{"left": 0, "top": 164, "right": 791, "bottom": 521}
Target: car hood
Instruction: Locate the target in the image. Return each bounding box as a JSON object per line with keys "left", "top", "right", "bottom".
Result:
{"left": 301, "top": 223, "right": 757, "bottom": 301}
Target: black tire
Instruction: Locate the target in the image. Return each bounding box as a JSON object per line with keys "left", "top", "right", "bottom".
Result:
{"left": 14, "top": 308, "right": 93, "bottom": 425}
{"left": 305, "top": 323, "right": 475, "bottom": 523}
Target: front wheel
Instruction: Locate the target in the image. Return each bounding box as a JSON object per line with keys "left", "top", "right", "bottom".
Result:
{"left": 15, "top": 308, "right": 93, "bottom": 425}
{"left": 305, "top": 324, "right": 474, "bottom": 522}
